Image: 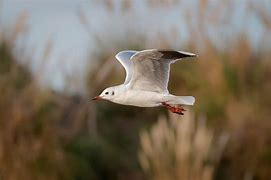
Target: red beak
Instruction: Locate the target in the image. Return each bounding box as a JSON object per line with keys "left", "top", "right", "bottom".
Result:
{"left": 92, "top": 96, "right": 102, "bottom": 100}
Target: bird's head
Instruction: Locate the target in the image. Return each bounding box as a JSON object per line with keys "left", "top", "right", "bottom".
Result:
{"left": 92, "top": 87, "right": 116, "bottom": 101}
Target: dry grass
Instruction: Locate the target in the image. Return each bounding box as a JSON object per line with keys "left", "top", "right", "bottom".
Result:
{"left": 0, "top": 16, "right": 96, "bottom": 180}
{"left": 139, "top": 110, "right": 229, "bottom": 180}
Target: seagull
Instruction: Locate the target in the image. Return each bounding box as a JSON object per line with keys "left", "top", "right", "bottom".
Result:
{"left": 92, "top": 49, "right": 197, "bottom": 115}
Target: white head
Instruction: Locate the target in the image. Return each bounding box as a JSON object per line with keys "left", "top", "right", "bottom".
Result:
{"left": 92, "top": 86, "right": 117, "bottom": 101}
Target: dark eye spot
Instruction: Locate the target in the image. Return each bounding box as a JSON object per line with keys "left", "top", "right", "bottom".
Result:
{"left": 112, "top": 91, "right": 114, "bottom": 95}
{"left": 105, "top": 92, "right": 109, "bottom": 95}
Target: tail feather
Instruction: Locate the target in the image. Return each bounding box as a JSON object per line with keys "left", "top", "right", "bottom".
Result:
{"left": 165, "top": 95, "right": 195, "bottom": 105}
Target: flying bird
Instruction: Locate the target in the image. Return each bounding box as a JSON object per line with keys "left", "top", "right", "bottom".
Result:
{"left": 92, "top": 49, "right": 197, "bottom": 115}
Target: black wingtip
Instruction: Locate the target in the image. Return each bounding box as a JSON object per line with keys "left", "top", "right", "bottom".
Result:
{"left": 158, "top": 50, "right": 197, "bottom": 59}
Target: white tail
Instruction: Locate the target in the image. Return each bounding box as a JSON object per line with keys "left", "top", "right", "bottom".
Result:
{"left": 164, "top": 95, "right": 195, "bottom": 105}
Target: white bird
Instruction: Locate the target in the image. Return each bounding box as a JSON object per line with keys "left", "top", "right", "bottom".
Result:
{"left": 92, "top": 49, "right": 197, "bottom": 115}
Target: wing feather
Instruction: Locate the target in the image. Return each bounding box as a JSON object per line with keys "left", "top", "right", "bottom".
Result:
{"left": 128, "top": 49, "right": 196, "bottom": 93}
{"left": 115, "top": 50, "right": 137, "bottom": 84}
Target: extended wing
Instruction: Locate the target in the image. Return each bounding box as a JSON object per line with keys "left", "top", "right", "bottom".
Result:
{"left": 128, "top": 49, "right": 196, "bottom": 93}
{"left": 115, "top": 50, "right": 137, "bottom": 84}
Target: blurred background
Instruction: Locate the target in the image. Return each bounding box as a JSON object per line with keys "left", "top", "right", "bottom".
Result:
{"left": 1, "top": 0, "right": 271, "bottom": 179}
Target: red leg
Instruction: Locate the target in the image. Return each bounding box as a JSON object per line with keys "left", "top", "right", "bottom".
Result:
{"left": 162, "top": 102, "right": 186, "bottom": 115}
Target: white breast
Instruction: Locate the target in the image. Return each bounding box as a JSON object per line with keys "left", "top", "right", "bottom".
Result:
{"left": 112, "top": 89, "right": 164, "bottom": 107}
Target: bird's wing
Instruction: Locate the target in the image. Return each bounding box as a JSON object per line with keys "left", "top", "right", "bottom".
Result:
{"left": 115, "top": 50, "right": 138, "bottom": 84}
{"left": 128, "top": 49, "right": 196, "bottom": 93}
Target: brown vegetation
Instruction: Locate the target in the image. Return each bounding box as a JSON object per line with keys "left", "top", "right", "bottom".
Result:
{"left": 0, "top": 0, "right": 270, "bottom": 179}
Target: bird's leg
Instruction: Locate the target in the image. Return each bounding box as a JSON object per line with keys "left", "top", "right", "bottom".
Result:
{"left": 161, "top": 102, "right": 186, "bottom": 115}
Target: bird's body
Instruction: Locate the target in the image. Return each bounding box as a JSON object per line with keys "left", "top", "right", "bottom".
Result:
{"left": 93, "top": 49, "right": 197, "bottom": 115}
{"left": 107, "top": 85, "right": 195, "bottom": 108}
{"left": 109, "top": 85, "right": 162, "bottom": 107}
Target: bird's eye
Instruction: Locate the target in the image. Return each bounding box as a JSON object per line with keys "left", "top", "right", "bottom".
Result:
{"left": 112, "top": 91, "right": 114, "bottom": 95}
{"left": 105, "top": 92, "right": 109, "bottom": 95}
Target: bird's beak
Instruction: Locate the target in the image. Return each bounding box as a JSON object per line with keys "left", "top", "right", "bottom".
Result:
{"left": 92, "top": 96, "right": 102, "bottom": 101}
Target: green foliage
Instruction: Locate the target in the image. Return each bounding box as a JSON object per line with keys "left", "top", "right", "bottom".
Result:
{"left": 65, "top": 136, "right": 120, "bottom": 180}
{"left": 223, "top": 60, "right": 239, "bottom": 95}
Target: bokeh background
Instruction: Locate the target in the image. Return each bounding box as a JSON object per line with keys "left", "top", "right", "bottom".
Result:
{"left": 1, "top": 0, "right": 271, "bottom": 179}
